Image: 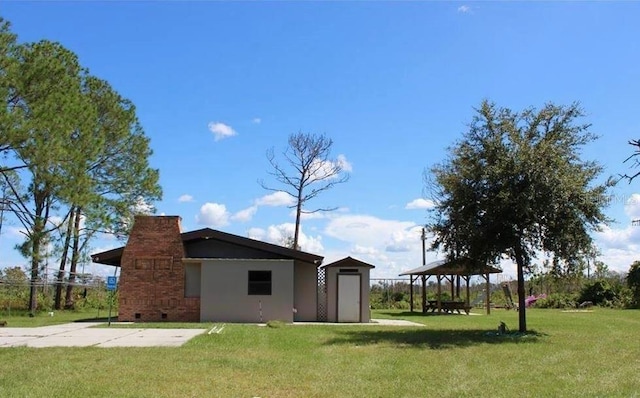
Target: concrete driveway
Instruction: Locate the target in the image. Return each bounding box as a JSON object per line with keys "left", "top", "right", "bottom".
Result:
{"left": 0, "top": 322, "right": 207, "bottom": 348}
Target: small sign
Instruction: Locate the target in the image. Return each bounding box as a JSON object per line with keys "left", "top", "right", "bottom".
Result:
{"left": 106, "top": 276, "right": 118, "bottom": 291}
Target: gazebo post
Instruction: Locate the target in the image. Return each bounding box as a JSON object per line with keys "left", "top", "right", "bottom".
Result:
{"left": 485, "top": 272, "right": 491, "bottom": 315}
{"left": 409, "top": 275, "right": 414, "bottom": 312}
{"left": 450, "top": 275, "right": 454, "bottom": 299}
{"left": 421, "top": 275, "right": 426, "bottom": 313}
{"left": 437, "top": 274, "right": 442, "bottom": 313}
{"left": 456, "top": 275, "right": 461, "bottom": 299}
{"left": 465, "top": 276, "right": 470, "bottom": 308}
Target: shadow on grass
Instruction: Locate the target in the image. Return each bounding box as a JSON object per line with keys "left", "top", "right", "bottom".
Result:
{"left": 324, "top": 328, "right": 544, "bottom": 350}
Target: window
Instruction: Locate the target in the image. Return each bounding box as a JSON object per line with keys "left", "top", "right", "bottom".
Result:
{"left": 248, "top": 270, "right": 272, "bottom": 295}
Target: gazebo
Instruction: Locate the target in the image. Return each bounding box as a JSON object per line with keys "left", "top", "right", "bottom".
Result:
{"left": 399, "top": 258, "right": 502, "bottom": 315}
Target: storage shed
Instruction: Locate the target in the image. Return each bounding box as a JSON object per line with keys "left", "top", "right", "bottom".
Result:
{"left": 323, "top": 257, "right": 375, "bottom": 323}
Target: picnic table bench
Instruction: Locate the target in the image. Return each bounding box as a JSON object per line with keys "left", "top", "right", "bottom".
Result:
{"left": 424, "top": 300, "right": 471, "bottom": 315}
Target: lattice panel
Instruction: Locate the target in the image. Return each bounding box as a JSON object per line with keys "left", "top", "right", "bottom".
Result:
{"left": 317, "top": 267, "right": 327, "bottom": 322}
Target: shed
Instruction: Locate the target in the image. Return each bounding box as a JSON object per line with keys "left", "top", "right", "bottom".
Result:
{"left": 323, "top": 257, "right": 375, "bottom": 323}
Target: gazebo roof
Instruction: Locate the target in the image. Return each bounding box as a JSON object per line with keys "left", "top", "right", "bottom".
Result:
{"left": 399, "top": 258, "right": 502, "bottom": 276}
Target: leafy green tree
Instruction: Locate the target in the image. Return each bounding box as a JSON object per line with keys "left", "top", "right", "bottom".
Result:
{"left": 428, "top": 100, "right": 612, "bottom": 332}
{"left": 260, "top": 132, "right": 349, "bottom": 249}
{"left": 0, "top": 266, "right": 29, "bottom": 310}
{"left": 1, "top": 38, "right": 96, "bottom": 314}
{"left": 54, "top": 76, "right": 160, "bottom": 309}
{"left": 627, "top": 261, "right": 640, "bottom": 308}
{"left": 1, "top": 18, "right": 160, "bottom": 312}
{"left": 0, "top": 17, "right": 19, "bottom": 157}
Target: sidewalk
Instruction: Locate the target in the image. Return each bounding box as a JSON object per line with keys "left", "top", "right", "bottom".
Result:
{"left": 0, "top": 322, "right": 207, "bottom": 348}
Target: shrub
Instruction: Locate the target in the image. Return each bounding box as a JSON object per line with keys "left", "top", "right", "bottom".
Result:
{"left": 533, "top": 293, "right": 578, "bottom": 309}
{"left": 578, "top": 280, "right": 617, "bottom": 307}
{"left": 627, "top": 261, "right": 640, "bottom": 308}
{"left": 266, "top": 320, "right": 286, "bottom": 328}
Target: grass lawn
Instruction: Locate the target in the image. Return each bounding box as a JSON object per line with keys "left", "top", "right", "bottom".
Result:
{"left": 1, "top": 309, "right": 639, "bottom": 397}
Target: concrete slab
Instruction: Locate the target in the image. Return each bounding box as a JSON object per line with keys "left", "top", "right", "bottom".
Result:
{"left": 0, "top": 323, "right": 207, "bottom": 348}
{"left": 371, "top": 319, "right": 425, "bottom": 326}
{"left": 97, "top": 329, "right": 206, "bottom": 348}
{"left": 0, "top": 336, "right": 39, "bottom": 347}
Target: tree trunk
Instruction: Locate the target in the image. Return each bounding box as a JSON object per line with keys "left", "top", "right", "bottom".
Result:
{"left": 28, "top": 237, "right": 40, "bottom": 315}
{"left": 64, "top": 207, "right": 82, "bottom": 309}
{"left": 54, "top": 208, "right": 75, "bottom": 309}
{"left": 514, "top": 245, "right": 527, "bottom": 333}
{"left": 293, "top": 187, "right": 303, "bottom": 250}
{"left": 28, "top": 208, "right": 46, "bottom": 315}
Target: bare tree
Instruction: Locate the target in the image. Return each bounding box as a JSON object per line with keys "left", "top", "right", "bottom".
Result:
{"left": 260, "top": 132, "right": 349, "bottom": 250}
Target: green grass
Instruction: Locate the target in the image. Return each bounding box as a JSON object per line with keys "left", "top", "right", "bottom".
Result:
{"left": 1, "top": 309, "right": 639, "bottom": 397}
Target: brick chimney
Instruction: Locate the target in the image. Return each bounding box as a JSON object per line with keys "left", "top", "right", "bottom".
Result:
{"left": 118, "top": 216, "right": 199, "bottom": 321}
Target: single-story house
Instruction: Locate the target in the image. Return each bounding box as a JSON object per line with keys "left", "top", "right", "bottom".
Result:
{"left": 91, "top": 215, "right": 324, "bottom": 323}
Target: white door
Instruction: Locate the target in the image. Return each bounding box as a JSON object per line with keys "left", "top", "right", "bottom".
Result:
{"left": 337, "top": 274, "right": 361, "bottom": 322}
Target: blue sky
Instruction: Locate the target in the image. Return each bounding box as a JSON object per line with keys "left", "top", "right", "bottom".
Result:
{"left": 1, "top": 1, "right": 640, "bottom": 280}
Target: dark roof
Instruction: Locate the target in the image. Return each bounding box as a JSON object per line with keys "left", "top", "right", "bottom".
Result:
{"left": 399, "top": 258, "right": 502, "bottom": 276}
{"left": 91, "top": 228, "right": 323, "bottom": 267}
{"left": 91, "top": 246, "right": 124, "bottom": 266}
{"left": 323, "top": 256, "right": 375, "bottom": 269}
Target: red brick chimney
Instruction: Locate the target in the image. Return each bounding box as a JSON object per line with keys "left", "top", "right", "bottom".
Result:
{"left": 118, "top": 216, "right": 199, "bottom": 321}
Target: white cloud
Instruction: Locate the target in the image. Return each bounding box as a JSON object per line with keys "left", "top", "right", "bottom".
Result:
{"left": 352, "top": 245, "right": 379, "bottom": 255}
{"left": 624, "top": 193, "right": 640, "bottom": 219}
{"left": 247, "top": 227, "right": 266, "bottom": 240}
{"left": 231, "top": 205, "right": 258, "bottom": 222}
{"left": 196, "top": 202, "right": 230, "bottom": 227}
{"left": 132, "top": 196, "right": 155, "bottom": 215}
{"left": 252, "top": 117, "right": 261, "bottom": 124}
{"left": 207, "top": 122, "right": 237, "bottom": 141}
{"left": 325, "top": 214, "right": 418, "bottom": 248}
{"left": 309, "top": 155, "right": 352, "bottom": 182}
{"left": 405, "top": 198, "right": 435, "bottom": 210}
{"left": 350, "top": 245, "right": 390, "bottom": 264}
{"left": 264, "top": 223, "right": 295, "bottom": 245}
{"left": 595, "top": 224, "right": 640, "bottom": 251}
{"left": 337, "top": 154, "right": 353, "bottom": 172}
{"left": 249, "top": 223, "right": 324, "bottom": 253}
{"left": 596, "top": 247, "right": 638, "bottom": 275}
{"left": 322, "top": 214, "right": 443, "bottom": 278}
{"left": 385, "top": 230, "right": 414, "bottom": 252}
{"left": 458, "top": 5, "right": 471, "bottom": 13}
{"left": 255, "top": 191, "right": 295, "bottom": 207}
{"left": 178, "top": 194, "right": 194, "bottom": 203}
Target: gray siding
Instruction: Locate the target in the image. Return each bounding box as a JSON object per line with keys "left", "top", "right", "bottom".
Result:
{"left": 293, "top": 261, "right": 317, "bottom": 321}
{"left": 200, "top": 259, "right": 294, "bottom": 323}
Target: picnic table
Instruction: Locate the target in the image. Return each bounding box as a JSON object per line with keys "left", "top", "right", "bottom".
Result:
{"left": 424, "top": 300, "right": 471, "bottom": 315}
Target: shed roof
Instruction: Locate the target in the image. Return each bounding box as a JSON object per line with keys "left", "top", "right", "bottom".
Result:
{"left": 91, "top": 228, "right": 323, "bottom": 267}
{"left": 399, "top": 258, "right": 502, "bottom": 276}
{"left": 322, "top": 256, "right": 375, "bottom": 269}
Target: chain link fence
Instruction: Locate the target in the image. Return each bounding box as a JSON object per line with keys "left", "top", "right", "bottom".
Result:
{"left": 0, "top": 269, "right": 116, "bottom": 317}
